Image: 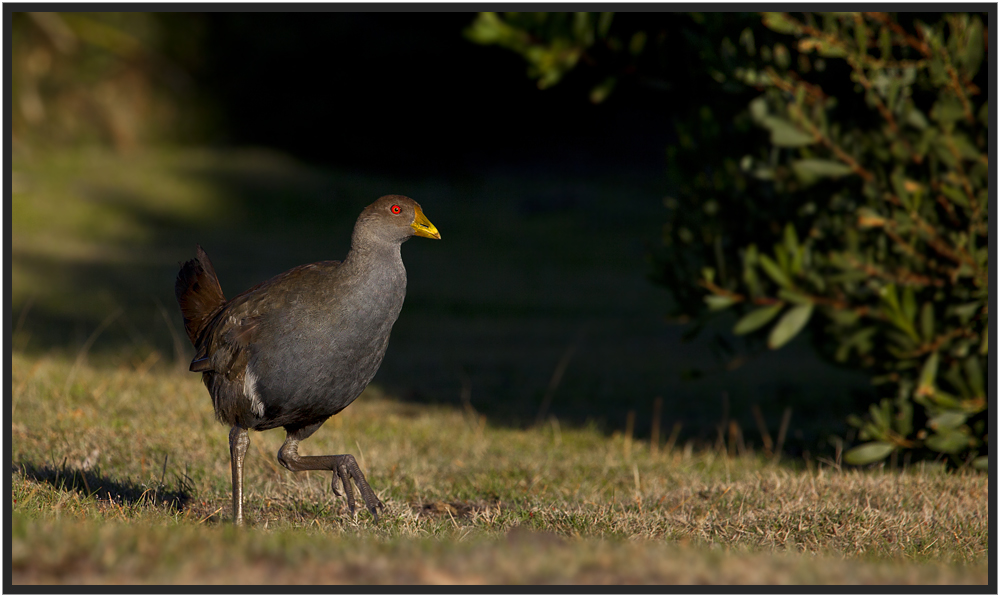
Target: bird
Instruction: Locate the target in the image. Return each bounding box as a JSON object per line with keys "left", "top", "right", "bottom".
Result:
{"left": 174, "top": 195, "right": 440, "bottom": 525}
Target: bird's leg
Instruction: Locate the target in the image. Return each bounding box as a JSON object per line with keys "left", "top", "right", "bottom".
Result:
{"left": 229, "top": 425, "right": 250, "bottom": 525}
{"left": 276, "top": 424, "right": 385, "bottom": 522}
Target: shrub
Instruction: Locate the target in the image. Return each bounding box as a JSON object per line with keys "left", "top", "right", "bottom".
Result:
{"left": 467, "top": 12, "right": 989, "bottom": 467}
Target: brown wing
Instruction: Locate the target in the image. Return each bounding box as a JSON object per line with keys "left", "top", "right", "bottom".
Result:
{"left": 190, "top": 260, "right": 341, "bottom": 374}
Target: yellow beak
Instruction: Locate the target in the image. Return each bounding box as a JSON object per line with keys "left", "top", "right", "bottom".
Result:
{"left": 411, "top": 205, "right": 441, "bottom": 239}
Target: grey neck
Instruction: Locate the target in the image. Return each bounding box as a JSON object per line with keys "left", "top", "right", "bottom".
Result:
{"left": 341, "top": 237, "right": 406, "bottom": 290}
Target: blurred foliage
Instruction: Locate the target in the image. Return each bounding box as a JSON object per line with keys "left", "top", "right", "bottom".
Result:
{"left": 467, "top": 11, "right": 988, "bottom": 468}
{"left": 11, "top": 12, "right": 211, "bottom": 153}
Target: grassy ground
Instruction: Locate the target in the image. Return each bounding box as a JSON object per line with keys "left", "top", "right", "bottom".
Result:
{"left": 10, "top": 147, "right": 990, "bottom": 585}
{"left": 11, "top": 352, "right": 990, "bottom": 584}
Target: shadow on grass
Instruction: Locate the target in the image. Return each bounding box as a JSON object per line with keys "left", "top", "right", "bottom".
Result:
{"left": 14, "top": 461, "right": 193, "bottom": 512}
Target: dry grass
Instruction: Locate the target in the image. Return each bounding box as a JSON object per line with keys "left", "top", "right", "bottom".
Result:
{"left": 10, "top": 146, "right": 990, "bottom": 586}
{"left": 11, "top": 516, "right": 987, "bottom": 585}
{"left": 11, "top": 351, "right": 990, "bottom": 585}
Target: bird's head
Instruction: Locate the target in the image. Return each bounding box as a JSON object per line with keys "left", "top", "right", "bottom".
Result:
{"left": 354, "top": 195, "right": 441, "bottom": 247}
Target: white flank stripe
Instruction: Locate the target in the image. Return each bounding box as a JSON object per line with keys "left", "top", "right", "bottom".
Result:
{"left": 244, "top": 366, "right": 265, "bottom": 417}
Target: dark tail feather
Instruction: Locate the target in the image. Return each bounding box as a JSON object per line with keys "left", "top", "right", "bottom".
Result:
{"left": 175, "top": 244, "right": 227, "bottom": 345}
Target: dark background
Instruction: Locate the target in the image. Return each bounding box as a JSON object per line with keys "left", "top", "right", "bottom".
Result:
{"left": 183, "top": 12, "right": 674, "bottom": 174}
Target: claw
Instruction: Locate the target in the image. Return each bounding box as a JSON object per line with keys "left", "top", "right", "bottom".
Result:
{"left": 369, "top": 499, "right": 385, "bottom": 523}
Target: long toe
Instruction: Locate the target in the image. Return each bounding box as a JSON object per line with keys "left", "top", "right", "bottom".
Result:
{"left": 330, "top": 471, "right": 345, "bottom": 497}
{"left": 348, "top": 470, "right": 384, "bottom": 523}
{"left": 336, "top": 464, "right": 358, "bottom": 517}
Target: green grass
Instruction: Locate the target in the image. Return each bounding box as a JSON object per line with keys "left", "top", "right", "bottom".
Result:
{"left": 11, "top": 352, "right": 990, "bottom": 584}
{"left": 10, "top": 147, "right": 989, "bottom": 585}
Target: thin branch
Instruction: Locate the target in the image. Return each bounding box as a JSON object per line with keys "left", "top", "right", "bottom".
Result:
{"left": 845, "top": 55, "right": 898, "bottom": 133}
{"left": 943, "top": 137, "right": 980, "bottom": 219}
{"left": 945, "top": 65, "right": 976, "bottom": 125}
{"left": 843, "top": 254, "right": 944, "bottom": 288}
{"left": 863, "top": 12, "right": 931, "bottom": 57}
{"left": 700, "top": 278, "right": 874, "bottom": 317}
{"left": 791, "top": 106, "right": 875, "bottom": 182}
{"left": 765, "top": 66, "right": 826, "bottom": 105}
{"left": 902, "top": 326, "right": 977, "bottom": 361}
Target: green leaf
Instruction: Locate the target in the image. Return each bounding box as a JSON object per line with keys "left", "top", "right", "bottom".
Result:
{"left": 964, "top": 356, "right": 984, "bottom": 398}
{"left": 930, "top": 389, "right": 962, "bottom": 409}
{"left": 774, "top": 244, "right": 790, "bottom": 274}
{"left": 901, "top": 286, "right": 917, "bottom": 326}
{"left": 931, "top": 96, "right": 966, "bottom": 126}
{"left": 589, "top": 76, "right": 616, "bottom": 104}
{"left": 880, "top": 283, "right": 900, "bottom": 312}
{"left": 943, "top": 361, "right": 972, "bottom": 399}
{"left": 572, "top": 12, "right": 593, "bottom": 45}
{"left": 915, "top": 127, "right": 939, "bottom": 159}
{"left": 761, "top": 12, "right": 798, "bottom": 34}
{"left": 733, "top": 303, "right": 784, "bottom": 335}
{"left": 918, "top": 352, "right": 940, "bottom": 394}
{"left": 929, "top": 411, "right": 967, "bottom": 431}
{"left": 800, "top": 36, "right": 848, "bottom": 58}
{"left": 894, "top": 393, "right": 913, "bottom": 437}
{"left": 828, "top": 308, "right": 860, "bottom": 327}
{"left": 868, "top": 401, "right": 888, "bottom": 431}
{"left": 763, "top": 117, "right": 815, "bottom": 147}
{"left": 933, "top": 140, "right": 959, "bottom": 167}
{"left": 887, "top": 330, "right": 917, "bottom": 352}
{"left": 749, "top": 97, "right": 768, "bottom": 123}
{"left": 791, "top": 159, "right": 853, "bottom": 179}
{"left": 920, "top": 303, "right": 935, "bottom": 342}
{"left": 925, "top": 429, "right": 971, "bottom": 454}
{"left": 628, "top": 31, "right": 647, "bottom": 55}
{"left": 776, "top": 288, "right": 812, "bottom": 305}
{"left": 758, "top": 254, "right": 792, "bottom": 288}
{"left": 878, "top": 27, "right": 892, "bottom": 61}
{"left": 961, "top": 17, "right": 984, "bottom": 78}
{"left": 783, "top": 223, "right": 799, "bottom": 252}
{"left": 704, "top": 295, "right": 737, "bottom": 311}
{"left": 767, "top": 303, "right": 813, "bottom": 349}
{"left": 848, "top": 327, "right": 877, "bottom": 354}
{"left": 905, "top": 107, "right": 928, "bottom": 130}
{"left": 972, "top": 456, "right": 988, "bottom": 471}
{"left": 854, "top": 18, "right": 869, "bottom": 59}
{"left": 844, "top": 441, "right": 895, "bottom": 465}
{"left": 950, "top": 301, "right": 980, "bottom": 324}
{"left": 596, "top": 12, "right": 614, "bottom": 38}
{"left": 890, "top": 168, "right": 911, "bottom": 209}
{"left": 834, "top": 341, "right": 851, "bottom": 363}
{"left": 951, "top": 133, "right": 980, "bottom": 160}
{"left": 880, "top": 283, "right": 918, "bottom": 341}
{"left": 980, "top": 328, "right": 988, "bottom": 355}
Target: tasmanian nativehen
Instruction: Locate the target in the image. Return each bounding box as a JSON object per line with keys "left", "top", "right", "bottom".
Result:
{"left": 175, "top": 195, "right": 440, "bottom": 525}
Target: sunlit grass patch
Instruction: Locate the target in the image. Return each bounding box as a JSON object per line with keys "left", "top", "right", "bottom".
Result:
{"left": 11, "top": 351, "right": 989, "bottom": 584}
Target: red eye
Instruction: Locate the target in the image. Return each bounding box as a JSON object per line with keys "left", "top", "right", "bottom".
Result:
{"left": 390, "top": 204, "right": 401, "bottom": 215}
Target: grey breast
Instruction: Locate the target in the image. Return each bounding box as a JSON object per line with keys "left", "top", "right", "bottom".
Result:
{"left": 249, "top": 258, "right": 407, "bottom": 428}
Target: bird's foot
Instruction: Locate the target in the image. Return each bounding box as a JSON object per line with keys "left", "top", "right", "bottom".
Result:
{"left": 331, "top": 454, "right": 386, "bottom": 523}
